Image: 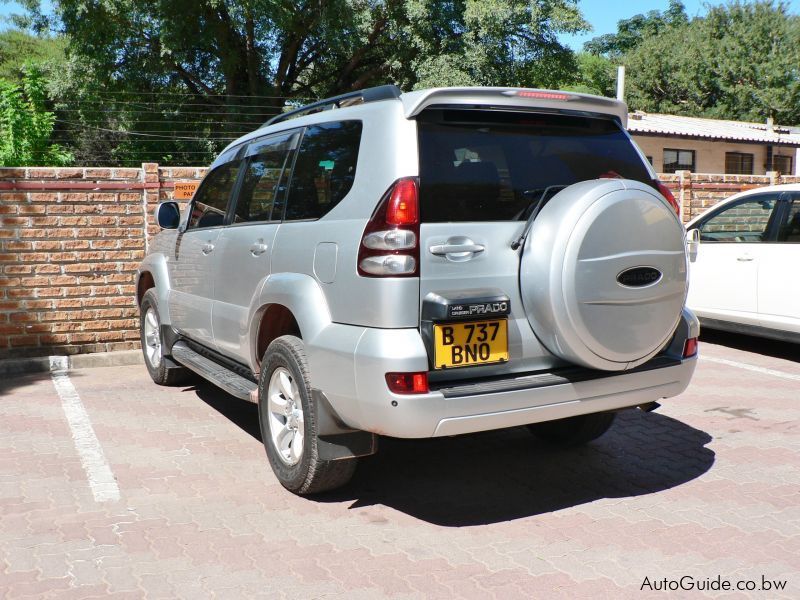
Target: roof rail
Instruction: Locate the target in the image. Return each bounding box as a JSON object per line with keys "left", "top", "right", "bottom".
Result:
{"left": 263, "top": 84, "right": 402, "bottom": 127}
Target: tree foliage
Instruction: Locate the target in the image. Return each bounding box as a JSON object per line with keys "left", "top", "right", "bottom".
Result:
{"left": 0, "top": 65, "right": 73, "bottom": 166}
{"left": 587, "top": 1, "right": 800, "bottom": 124}
{"left": 6, "top": 0, "right": 589, "bottom": 166}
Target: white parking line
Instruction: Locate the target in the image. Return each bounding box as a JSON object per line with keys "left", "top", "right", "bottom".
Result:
{"left": 50, "top": 368, "right": 120, "bottom": 502}
{"left": 701, "top": 355, "right": 800, "bottom": 383}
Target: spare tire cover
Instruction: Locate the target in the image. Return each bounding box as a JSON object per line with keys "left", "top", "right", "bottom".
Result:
{"left": 520, "top": 179, "right": 687, "bottom": 371}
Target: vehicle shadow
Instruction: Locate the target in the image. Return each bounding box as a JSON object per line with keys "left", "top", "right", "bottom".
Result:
{"left": 700, "top": 328, "right": 799, "bottom": 364}
{"left": 187, "top": 380, "right": 714, "bottom": 527}
{"left": 322, "top": 409, "right": 715, "bottom": 526}
{"left": 192, "top": 379, "right": 262, "bottom": 441}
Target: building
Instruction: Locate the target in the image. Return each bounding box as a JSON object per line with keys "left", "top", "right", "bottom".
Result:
{"left": 627, "top": 112, "right": 800, "bottom": 176}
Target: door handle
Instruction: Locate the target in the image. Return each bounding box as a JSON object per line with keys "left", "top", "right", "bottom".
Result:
{"left": 250, "top": 242, "right": 268, "bottom": 256}
{"left": 429, "top": 237, "right": 485, "bottom": 261}
{"left": 736, "top": 255, "right": 754, "bottom": 262}
{"left": 201, "top": 243, "right": 215, "bottom": 255}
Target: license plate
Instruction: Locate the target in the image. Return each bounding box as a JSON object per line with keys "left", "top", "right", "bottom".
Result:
{"left": 433, "top": 319, "right": 508, "bottom": 369}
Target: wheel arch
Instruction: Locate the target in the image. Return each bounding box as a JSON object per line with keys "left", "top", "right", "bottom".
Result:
{"left": 135, "top": 254, "right": 172, "bottom": 324}
{"left": 249, "top": 273, "right": 332, "bottom": 372}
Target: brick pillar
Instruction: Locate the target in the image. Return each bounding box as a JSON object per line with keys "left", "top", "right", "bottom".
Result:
{"left": 141, "top": 163, "right": 159, "bottom": 253}
{"left": 676, "top": 170, "right": 692, "bottom": 223}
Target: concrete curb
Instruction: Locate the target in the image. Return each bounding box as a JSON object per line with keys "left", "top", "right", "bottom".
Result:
{"left": 0, "top": 350, "right": 143, "bottom": 377}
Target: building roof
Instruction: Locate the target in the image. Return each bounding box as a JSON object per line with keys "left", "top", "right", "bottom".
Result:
{"left": 626, "top": 112, "right": 800, "bottom": 146}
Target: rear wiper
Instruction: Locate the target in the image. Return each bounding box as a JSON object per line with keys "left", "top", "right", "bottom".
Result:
{"left": 510, "top": 185, "right": 566, "bottom": 250}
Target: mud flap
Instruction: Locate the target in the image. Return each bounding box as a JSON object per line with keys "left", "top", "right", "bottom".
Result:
{"left": 313, "top": 389, "right": 378, "bottom": 460}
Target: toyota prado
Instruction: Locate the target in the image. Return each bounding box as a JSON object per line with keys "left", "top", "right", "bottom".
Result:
{"left": 136, "top": 86, "right": 699, "bottom": 494}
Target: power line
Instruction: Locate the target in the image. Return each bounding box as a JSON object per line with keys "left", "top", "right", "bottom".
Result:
{"left": 55, "top": 119, "right": 250, "bottom": 140}
{"left": 85, "top": 90, "right": 313, "bottom": 100}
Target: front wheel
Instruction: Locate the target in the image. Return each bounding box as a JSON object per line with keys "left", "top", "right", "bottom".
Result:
{"left": 527, "top": 412, "right": 616, "bottom": 447}
{"left": 139, "top": 289, "right": 190, "bottom": 386}
{"left": 258, "top": 335, "right": 357, "bottom": 494}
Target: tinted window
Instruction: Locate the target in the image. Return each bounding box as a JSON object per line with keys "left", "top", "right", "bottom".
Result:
{"left": 284, "top": 121, "right": 362, "bottom": 220}
{"left": 417, "top": 110, "right": 653, "bottom": 223}
{"left": 699, "top": 195, "right": 778, "bottom": 242}
{"left": 778, "top": 197, "right": 800, "bottom": 242}
{"left": 187, "top": 161, "right": 242, "bottom": 230}
{"left": 234, "top": 134, "right": 295, "bottom": 223}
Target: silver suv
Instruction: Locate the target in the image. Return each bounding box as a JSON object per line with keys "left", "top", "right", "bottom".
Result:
{"left": 137, "top": 86, "right": 699, "bottom": 494}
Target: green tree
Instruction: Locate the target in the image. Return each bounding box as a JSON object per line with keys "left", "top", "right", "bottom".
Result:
{"left": 563, "top": 52, "right": 615, "bottom": 96}
{"left": 11, "top": 0, "right": 588, "bottom": 166}
{"left": 0, "top": 30, "right": 67, "bottom": 82}
{"left": 411, "top": 0, "right": 588, "bottom": 89}
{"left": 0, "top": 65, "right": 73, "bottom": 166}
{"left": 624, "top": 1, "right": 800, "bottom": 123}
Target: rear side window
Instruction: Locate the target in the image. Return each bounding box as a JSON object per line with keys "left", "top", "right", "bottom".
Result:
{"left": 187, "top": 160, "right": 242, "bottom": 230}
{"left": 417, "top": 110, "right": 653, "bottom": 222}
{"left": 284, "top": 121, "right": 362, "bottom": 220}
{"left": 234, "top": 133, "right": 296, "bottom": 223}
{"left": 698, "top": 195, "right": 778, "bottom": 242}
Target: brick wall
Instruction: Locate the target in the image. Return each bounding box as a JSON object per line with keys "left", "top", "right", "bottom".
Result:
{"left": 0, "top": 167, "right": 795, "bottom": 359}
{"left": 0, "top": 165, "right": 204, "bottom": 359}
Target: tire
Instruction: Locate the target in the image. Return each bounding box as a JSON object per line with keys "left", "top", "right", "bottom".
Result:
{"left": 139, "top": 289, "right": 191, "bottom": 386}
{"left": 527, "top": 412, "right": 616, "bottom": 447}
{"left": 258, "top": 335, "right": 357, "bottom": 495}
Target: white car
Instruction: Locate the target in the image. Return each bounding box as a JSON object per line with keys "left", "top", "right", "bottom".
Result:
{"left": 686, "top": 184, "right": 800, "bottom": 342}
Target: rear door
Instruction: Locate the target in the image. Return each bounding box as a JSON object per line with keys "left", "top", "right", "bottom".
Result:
{"left": 168, "top": 157, "right": 243, "bottom": 346}
{"left": 757, "top": 193, "right": 800, "bottom": 333}
{"left": 211, "top": 130, "right": 299, "bottom": 363}
{"left": 687, "top": 193, "right": 780, "bottom": 326}
{"left": 416, "top": 109, "right": 658, "bottom": 377}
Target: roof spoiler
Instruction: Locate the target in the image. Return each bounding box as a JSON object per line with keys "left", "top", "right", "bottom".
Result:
{"left": 400, "top": 88, "right": 628, "bottom": 127}
{"left": 263, "top": 84, "right": 402, "bottom": 127}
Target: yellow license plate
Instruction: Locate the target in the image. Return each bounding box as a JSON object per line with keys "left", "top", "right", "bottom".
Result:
{"left": 433, "top": 319, "right": 508, "bottom": 369}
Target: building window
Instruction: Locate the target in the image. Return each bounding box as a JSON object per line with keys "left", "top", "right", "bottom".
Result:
{"left": 774, "top": 155, "right": 793, "bottom": 175}
{"left": 645, "top": 156, "right": 653, "bottom": 165}
{"left": 725, "top": 152, "right": 754, "bottom": 175}
{"left": 663, "top": 148, "right": 695, "bottom": 173}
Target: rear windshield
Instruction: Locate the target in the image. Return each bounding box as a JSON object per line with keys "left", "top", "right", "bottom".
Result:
{"left": 417, "top": 109, "right": 653, "bottom": 222}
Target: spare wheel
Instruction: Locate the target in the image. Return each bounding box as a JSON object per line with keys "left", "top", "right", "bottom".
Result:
{"left": 520, "top": 179, "right": 688, "bottom": 371}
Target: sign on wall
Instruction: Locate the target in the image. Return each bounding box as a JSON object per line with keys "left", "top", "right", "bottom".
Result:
{"left": 173, "top": 182, "right": 199, "bottom": 200}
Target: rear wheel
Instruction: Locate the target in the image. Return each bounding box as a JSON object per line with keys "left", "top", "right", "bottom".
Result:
{"left": 139, "top": 289, "right": 190, "bottom": 386}
{"left": 258, "top": 335, "right": 357, "bottom": 494}
{"left": 527, "top": 412, "right": 616, "bottom": 447}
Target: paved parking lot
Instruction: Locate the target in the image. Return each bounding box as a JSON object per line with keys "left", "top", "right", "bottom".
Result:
{"left": 1, "top": 332, "right": 798, "bottom": 599}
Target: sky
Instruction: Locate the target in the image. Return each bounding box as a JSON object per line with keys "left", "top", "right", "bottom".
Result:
{"left": 2, "top": 1, "right": 800, "bottom": 49}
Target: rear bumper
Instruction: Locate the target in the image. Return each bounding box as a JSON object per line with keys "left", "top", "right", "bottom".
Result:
{"left": 306, "top": 309, "right": 699, "bottom": 439}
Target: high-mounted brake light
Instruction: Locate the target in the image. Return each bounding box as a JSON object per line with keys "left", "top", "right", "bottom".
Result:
{"left": 514, "top": 90, "right": 571, "bottom": 101}
{"left": 358, "top": 178, "right": 420, "bottom": 277}
{"left": 655, "top": 180, "right": 680, "bottom": 216}
{"left": 385, "top": 372, "right": 429, "bottom": 394}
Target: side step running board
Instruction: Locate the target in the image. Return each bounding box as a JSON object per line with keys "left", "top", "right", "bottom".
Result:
{"left": 171, "top": 342, "right": 257, "bottom": 401}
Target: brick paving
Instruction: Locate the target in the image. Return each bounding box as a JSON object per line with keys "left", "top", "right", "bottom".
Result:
{"left": 1, "top": 333, "right": 798, "bottom": 598}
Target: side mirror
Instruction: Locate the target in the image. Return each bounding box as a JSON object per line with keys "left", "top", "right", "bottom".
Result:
{"left": 155, "top": 201, "right": 180, "bottom": 229}
{"left": 686, "top": 228, "right": 700, "bottom": 263}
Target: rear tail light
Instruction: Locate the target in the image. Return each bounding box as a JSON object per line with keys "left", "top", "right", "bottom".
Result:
{"left": 655, "top": 180, "right": 680, "bottom": 216}
{"left": 683, "top": 337, "right": 698, "bottom": 358}
{"left": 385, "top": 372, "right": 429, "bottom": 394}
{"left": 358, "top": 178, "right": 419, "bottom": 277}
